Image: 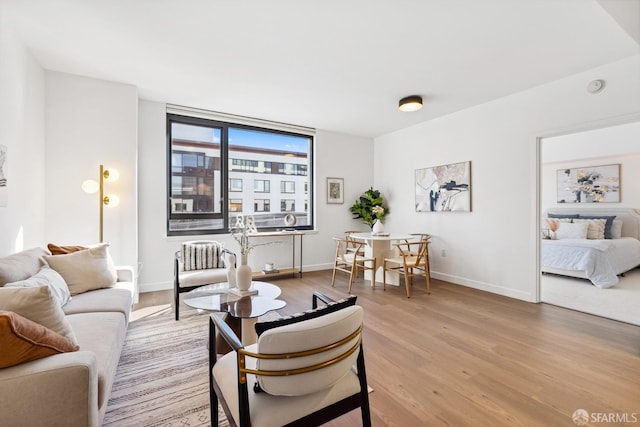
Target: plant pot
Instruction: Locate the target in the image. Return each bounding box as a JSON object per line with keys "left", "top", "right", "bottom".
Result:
{"left": 236, "top": 254, "right": 253, "bottom": 291}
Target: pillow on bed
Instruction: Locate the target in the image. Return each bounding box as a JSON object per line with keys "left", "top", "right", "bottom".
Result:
{"left": 610, "top": 219, "right": 623, "bottom": 239}
{"left": 572, "top": 218, "right": 606, "bottom": 240}
{"left": 547, "top": 213, "right": 579, "bottom": 219}
{"left": 555, "top": 221, "right": 589, "bottom": 240}
{"left": 578, "top": 215, "right": 616, "bottom": 239}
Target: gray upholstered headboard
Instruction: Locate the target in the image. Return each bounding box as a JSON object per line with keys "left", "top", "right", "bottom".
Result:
{"left": 545, "top": 207, "right": 640, "bottom": 240}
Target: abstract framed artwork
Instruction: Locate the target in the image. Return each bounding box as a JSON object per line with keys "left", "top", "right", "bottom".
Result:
{"left": 327, "top": 177, "right": 344, "bottom": 204}
{"left": 415, "top": 161, "right": 471, "bottom": 212}
{"left": 556, "top": 163, "right": 620, "bottom": 203}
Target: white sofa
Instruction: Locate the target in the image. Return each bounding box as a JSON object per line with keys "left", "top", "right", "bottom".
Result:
{"left": 0, "top": 247, "right": 135, "bottom": 427}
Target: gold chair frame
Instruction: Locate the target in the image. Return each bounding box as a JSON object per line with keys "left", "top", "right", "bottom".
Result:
{"left": 209, "top": 292, "right": 372, "bottom": 427}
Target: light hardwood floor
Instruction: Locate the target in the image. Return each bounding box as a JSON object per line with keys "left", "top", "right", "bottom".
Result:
{"left": 136, "top": 271, "right": 640, "bottom": 427}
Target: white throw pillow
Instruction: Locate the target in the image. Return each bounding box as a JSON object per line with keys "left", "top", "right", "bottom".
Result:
{"left": 555, "top": 221, "right": 589, "bottom": 240}
{"left": 572, "top": 218, "right": 606, "bottom": 240}
{"left": 44, "top": 244, "right": 117, "bottom": 295}
{"left": 5, "top": 267, "right": 71, "bottom": 307}
{"left": 0, "top": 285, "right": 79, "bottom": 345}
{"left": 610, "top": 219, "right": 623, "bottom": 239}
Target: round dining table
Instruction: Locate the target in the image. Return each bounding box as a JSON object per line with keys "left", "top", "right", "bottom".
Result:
{"left": 350, "top": 232, "right": 416, "bottom": 286}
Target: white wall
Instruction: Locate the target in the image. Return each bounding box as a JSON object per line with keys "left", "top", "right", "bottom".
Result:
{"left": 374, "top": 55, "right": 640, "bottom": 302}
{"left": 137, "top": 100, "right": 374, "bottom": 292}
{"left": 542, "top": 121, "right": 640, "bottom": 210}
{"left": 0, "top": 11, "right": 46, "bottom": 256}
{"left": 44, "top": 72, "right": 138, "bottom": 269}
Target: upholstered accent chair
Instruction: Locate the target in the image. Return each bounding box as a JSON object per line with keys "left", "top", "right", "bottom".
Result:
{"left": 209, "top": 292, "right": 372, "bottom": 427}
{"left": 174, "top": 241, "right": 234, "bottom": 320}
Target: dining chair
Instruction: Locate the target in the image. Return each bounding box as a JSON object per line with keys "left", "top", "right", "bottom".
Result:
{"left": 332, "top": 237, "right": 377, "bottom": 293}
{"left": 344, "top": 230, "right": 365, "bottom": 255}
{"left": 382, "top": 239, "right": 431, "bottom": 298}
{"left": 208, "top": 292, "right": 372, "bottom": 427}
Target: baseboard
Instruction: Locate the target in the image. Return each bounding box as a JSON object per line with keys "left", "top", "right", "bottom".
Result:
{"left": 430, "top": 271, "right": 536, "bottom": 302}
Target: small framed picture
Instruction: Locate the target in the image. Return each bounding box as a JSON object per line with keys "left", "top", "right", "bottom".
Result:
{"left": 327, "top": 177, "right": 344, "bottom": 204}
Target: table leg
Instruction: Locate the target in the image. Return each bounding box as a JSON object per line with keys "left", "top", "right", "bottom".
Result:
{"left": 241, "top": 318, "right": 258, "bottom": 345}
{"left": 363, "top": 240, "right": 401, "bottom": 286}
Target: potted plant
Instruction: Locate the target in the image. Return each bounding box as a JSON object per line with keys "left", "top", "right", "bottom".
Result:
{"left": 350, "top": 187, "right": 389, "bottom": 229}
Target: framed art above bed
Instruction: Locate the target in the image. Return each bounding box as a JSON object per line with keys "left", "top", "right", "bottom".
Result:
{"left": 556, "top": 164, "right": 620, "bottom": 203}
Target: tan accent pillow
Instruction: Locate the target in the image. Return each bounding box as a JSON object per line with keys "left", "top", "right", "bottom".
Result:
{"left": 572, "top": 218, "right": 606, "bottom": 240}
{"left": 0, "top": 285, "right": 78, "bottom": 345}
{"left": 0, "top": 310, "right": 79, "bottom": 368}
{"left": 47, "top": 243, "right": 87, "bottom": 255}
{"left": 5, "top": 267, "right": 72, "bottom": 307}
{"left": 44, "top": 244, "right": 117, "bottom": 295}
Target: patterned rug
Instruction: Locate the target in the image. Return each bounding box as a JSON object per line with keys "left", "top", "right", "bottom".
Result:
{"left": 104, "top": 307, "right": 276, "bottom": 427}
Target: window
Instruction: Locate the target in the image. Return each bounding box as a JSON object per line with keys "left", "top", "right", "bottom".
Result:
{"left": 254, "top": 180, "right": 270, "bottom": 193}
{"left": 229, "top": 199, "right": 243, "bottom": 212}
{"left": 168, "top": 111, "right": 314, "bottom": 235}
{"left": 281, "top": 181, "right": 295, "bottom": 193}
{"left": 254, "top": 199, "right": 270, "bottom": 212}
{"left": 281, "top": 199, "right": 295, "bottom": 212}
{"left": 230, "top": 179, "right": 243, "bottom": 192}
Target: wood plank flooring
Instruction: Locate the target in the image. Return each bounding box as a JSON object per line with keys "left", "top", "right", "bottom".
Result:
{"left": 136, "top": 270, "right": 640, "bottom": 427}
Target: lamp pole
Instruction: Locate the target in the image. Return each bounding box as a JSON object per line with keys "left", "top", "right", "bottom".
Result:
{"left": 99, "top": 164, "right": 104, "bottom": 243}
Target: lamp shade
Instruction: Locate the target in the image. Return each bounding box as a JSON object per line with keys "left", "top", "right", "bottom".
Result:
{"left": 82, "top": 179, "right": 99, "bottom": 194}
{"left": 398, "top": 95, "right": 423, "bottom": 112}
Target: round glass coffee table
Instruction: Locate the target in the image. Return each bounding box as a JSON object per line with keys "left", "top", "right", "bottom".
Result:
{"left": 184, "top": 281, "right": 285, "bottom": 344}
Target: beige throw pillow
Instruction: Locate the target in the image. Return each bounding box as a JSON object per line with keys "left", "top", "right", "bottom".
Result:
{"left": 5, "top": 267, "right": 72, "bottom": 307}
{"left": 572, "top": 218, "right": 606, "bottom": 240}
{"left": 44, "top": 244, "right": 117, "bottom": 295}
{"left": 0, "top": 285, "right": 78, "bottom": 345}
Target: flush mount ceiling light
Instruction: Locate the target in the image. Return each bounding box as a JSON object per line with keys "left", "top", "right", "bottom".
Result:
{"left": 398, "top": 95, "right": 423, "bottom": 112}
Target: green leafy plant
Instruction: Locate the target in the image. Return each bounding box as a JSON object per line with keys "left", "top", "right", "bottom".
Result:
{"left": 350, "top": 187, "right": 389, "bottom": 228}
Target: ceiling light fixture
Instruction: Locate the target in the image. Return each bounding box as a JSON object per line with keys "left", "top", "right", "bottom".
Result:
{"left": 398, "top": 95, "right": 423, "bottom": 112}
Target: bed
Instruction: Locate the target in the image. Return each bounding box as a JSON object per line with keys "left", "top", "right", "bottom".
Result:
{"left": 541, "top": 208, "right": 640, "bottom": 288}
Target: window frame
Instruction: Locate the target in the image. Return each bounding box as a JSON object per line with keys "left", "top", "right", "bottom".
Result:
{"left": 167, "top": 112, "right": 314, "bottom": 236}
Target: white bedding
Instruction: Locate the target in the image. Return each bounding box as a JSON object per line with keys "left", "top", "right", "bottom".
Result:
{"left": 541, "top": 237, "right": 640, "bottom": 288}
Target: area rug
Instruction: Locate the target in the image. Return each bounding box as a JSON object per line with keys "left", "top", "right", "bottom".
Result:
{"left": 103, "top": 307, "right": 248, "bottom": 427}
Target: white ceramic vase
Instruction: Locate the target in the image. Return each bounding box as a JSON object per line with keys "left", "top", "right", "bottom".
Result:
{"left": 226, "top": 253, "right": 237, "bottom": 288}
{"left": 236, "top": 253, "right": 253, "bottom": 291}
{"left": 372, "top": 219, "right": 384, "bottom": 235}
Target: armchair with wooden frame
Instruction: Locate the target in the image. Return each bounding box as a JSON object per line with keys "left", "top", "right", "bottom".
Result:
{"left": 208, "top": 292, "right": 372, "bottom": 427}
{"left": 331, "top": 237, "right": 377, "bottom": 293}
{"left": 382, "top": 238, "right": 431, "bottom": 298}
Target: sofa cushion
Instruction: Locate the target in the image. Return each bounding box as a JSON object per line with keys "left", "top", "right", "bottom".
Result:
{"left": 63, "top": 287, "right": 133, "bottom": 323}
{"left": 44, "top": 244, "right": 117, "bottom": 295}
{"left": 5, "top": 267, "right": 72, "bottom": 307}
{"left": 0, "top": 285, "right": 78, "bottom": 345}
{"left": 67, "top": 312, "right": 128, "bottom": 412}
{"left": 0, "top": 247, "right": 50, "bottom": 286}
{"left": 0, "top": 310, "right": 78, "bottom": 368}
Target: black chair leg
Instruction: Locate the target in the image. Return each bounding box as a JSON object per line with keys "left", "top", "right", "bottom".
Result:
{"left": 174, "top": 285, "right": 180, "bottom": 321}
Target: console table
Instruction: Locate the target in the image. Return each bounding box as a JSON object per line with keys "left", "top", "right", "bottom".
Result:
{"left": 248, "top": 231, "right": 305, "bottom": 279}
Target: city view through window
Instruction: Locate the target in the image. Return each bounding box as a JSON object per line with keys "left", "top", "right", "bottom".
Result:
{"left": 168, "top": 115, "right": 313, "bottom": 234}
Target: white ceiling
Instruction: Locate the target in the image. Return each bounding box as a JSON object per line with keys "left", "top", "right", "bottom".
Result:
{"left": 3, "top": 0, "right": 639, "bottom": 138}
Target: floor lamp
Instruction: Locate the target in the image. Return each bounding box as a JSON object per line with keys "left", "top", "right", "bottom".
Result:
{"left": 82, "top": 164, "right": 120, "bottom": 243}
